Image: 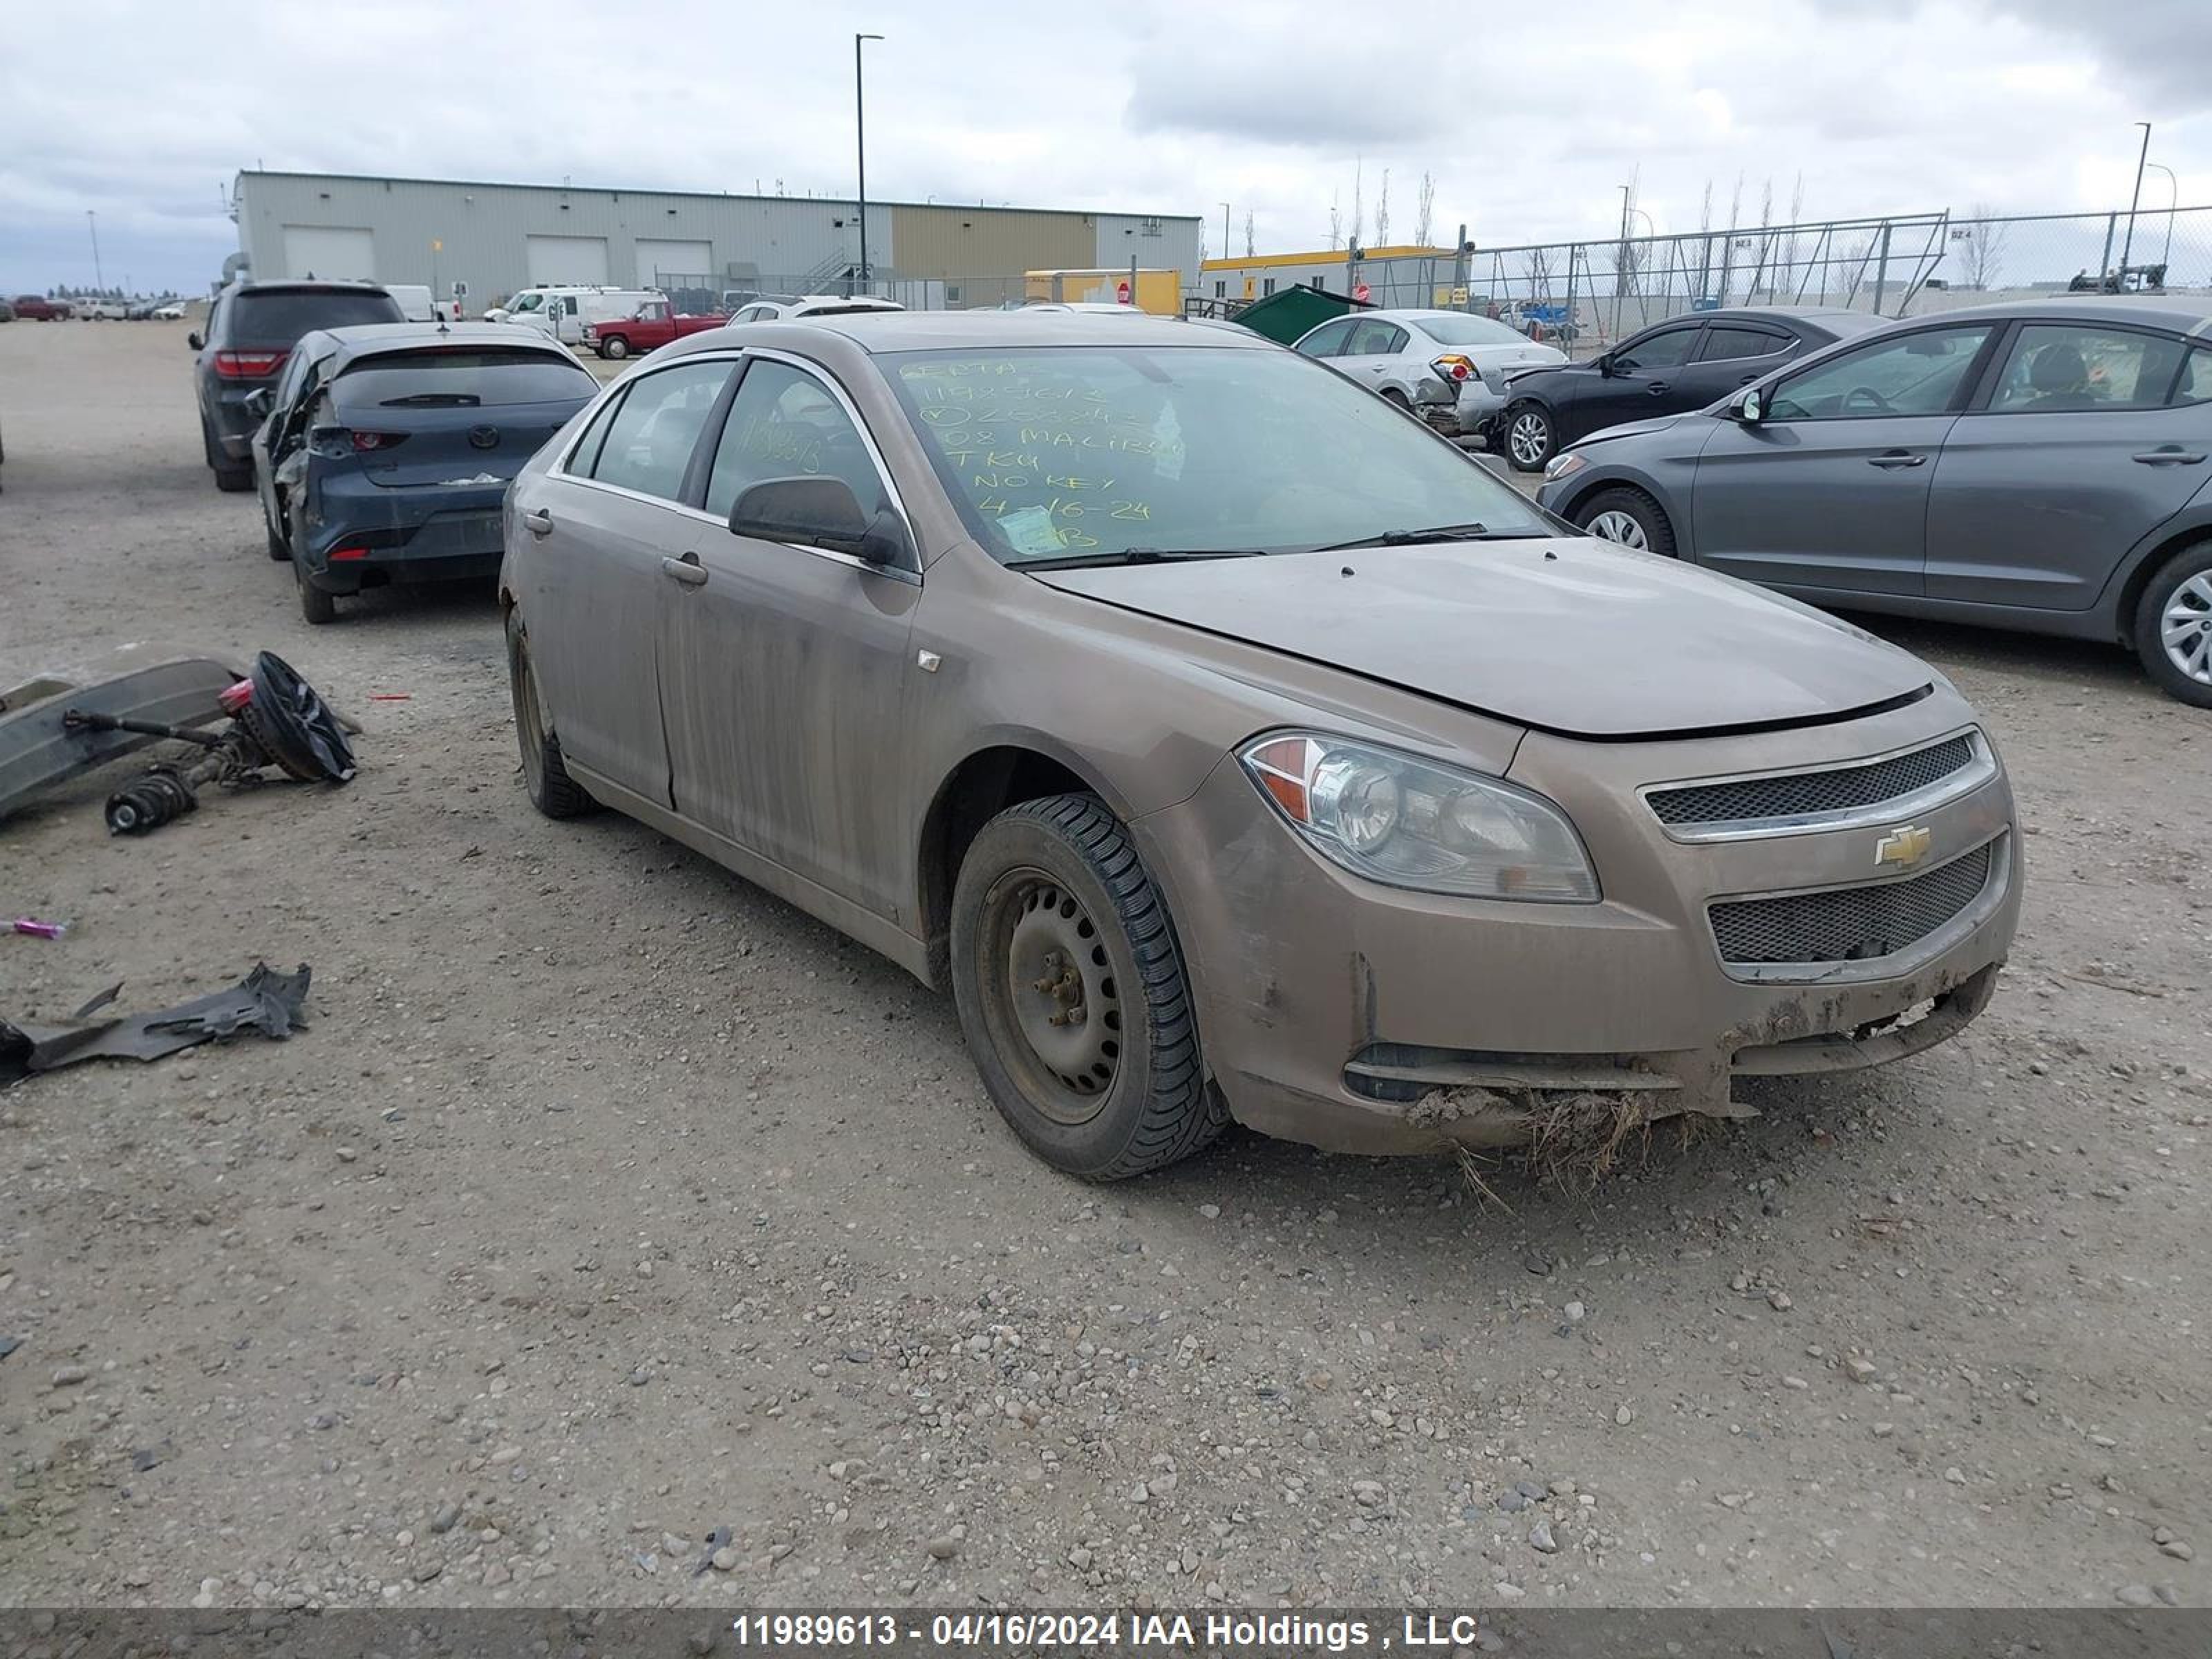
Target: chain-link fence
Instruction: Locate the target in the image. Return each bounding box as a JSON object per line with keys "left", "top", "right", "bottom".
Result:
{"left": 1452, "top": 205, "right": 2211, "bottom": 356}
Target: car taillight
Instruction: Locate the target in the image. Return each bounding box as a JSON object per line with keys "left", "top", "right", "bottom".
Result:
{"left": 1432, "top": 353, "right": 1477, "bottom": 382}
{"left": 349, "top": 431, "right": 408, "bottom": 452}
{"left": 213, "top": 349, "right": 289, "bottom": 379}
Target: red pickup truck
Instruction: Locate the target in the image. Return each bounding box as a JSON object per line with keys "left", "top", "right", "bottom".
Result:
{"left": 12, "top": 296, "right": 74, "bottom": 321}
{"left": 583, "top": 299, "right": 727, "bottom": 360}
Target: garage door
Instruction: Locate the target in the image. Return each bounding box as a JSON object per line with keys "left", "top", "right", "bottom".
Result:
{"left": 634, "top": 238, "right": 712, "bottom": 287}
{"left": 525, "top": 235, "right": 610, "bottom": 285}
{"left": 281, "top": 225, "right": 375, "bottom": 281}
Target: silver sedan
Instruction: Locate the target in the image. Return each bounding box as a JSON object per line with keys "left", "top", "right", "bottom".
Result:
{"left": 1292, "top": 309, "right": 1566, "bottom": 418}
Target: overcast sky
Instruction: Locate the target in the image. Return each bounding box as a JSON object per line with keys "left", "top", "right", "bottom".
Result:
{"left": 1, "top": 0, "right": 2207, "bottom": 294}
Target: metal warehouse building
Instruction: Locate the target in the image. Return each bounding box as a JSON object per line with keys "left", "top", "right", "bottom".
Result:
{"left": 232, "top": 171, "right": 1203, "bottom": 311}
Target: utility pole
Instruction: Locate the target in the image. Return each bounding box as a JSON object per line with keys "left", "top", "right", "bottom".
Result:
{"left": 87, "top": 209, "right": 104, "bottom": 293}
{"left": 2119, "top": 120, "right": 2151, "bottom": 283}
{"left": 855, "top": 33, "right": 884, "bottom": 294}
{"left": 1219, "top": 203, "right": 1230, "bottom": 267}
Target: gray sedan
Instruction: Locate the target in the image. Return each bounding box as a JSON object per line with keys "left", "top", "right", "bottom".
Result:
{"left": 1536, "top": 297, "right": 2212, "bottom": 706}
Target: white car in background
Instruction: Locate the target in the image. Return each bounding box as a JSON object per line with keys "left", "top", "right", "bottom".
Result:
{"left": 1293, "top": 308, "right": 1567, "bottom": 420}
{"left": 725, "top": 294, "right": 906, "bottom": 325}
{"left": 151, "top": 302, "right": 187, "bottom": 321}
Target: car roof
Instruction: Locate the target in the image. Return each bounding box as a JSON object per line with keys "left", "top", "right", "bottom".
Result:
{"left": 677, "top": 308, "right": 1266, "bottom": 356}
{"left": 232, "top": 280, "right": 393, "bottom": 297}
{"left": 1871, "top": 294, "right": 2212, "bottom": 334}
{"left": 308, "top": 321, "right": 581, "bottom": 372}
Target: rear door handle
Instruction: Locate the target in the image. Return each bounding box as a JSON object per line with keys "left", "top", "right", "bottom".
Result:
{"left": 2133, "top": 447, "right": 2206, "bottom": 466}
{"left": 521, "top": 508, "right": 554, "bottom": 536}
{"left": 661, "top": 553, "right": 708, "bottom": 587}
{"left": 1868, "top": 451, "right": 1927, "bottom": 469}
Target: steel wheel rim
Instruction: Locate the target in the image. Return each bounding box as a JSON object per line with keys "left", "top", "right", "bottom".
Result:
{"left": 2160, "top": 573, "right": 2212, "bottom": 685}
{"left": 1587, "top": 509, "right": 1649, "bottom": 550}
{"left": 1509, "top": 412, "right": 1548, "bottom": 465}
{"left": 980, "top": 867, "right": 1121, "bottom": 1125}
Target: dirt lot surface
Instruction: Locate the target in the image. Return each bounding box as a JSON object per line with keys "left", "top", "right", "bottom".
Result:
{"left": 1, "top": 322, "right": 2206, "bottom": 1612}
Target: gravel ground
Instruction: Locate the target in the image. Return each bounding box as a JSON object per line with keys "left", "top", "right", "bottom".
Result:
{"left": 1, "top": 321, "right": 2207, "bottom": 1612}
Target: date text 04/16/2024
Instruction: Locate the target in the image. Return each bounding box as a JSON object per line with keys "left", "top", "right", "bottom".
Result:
{"left": 726, "top": 1612, "right": 1409, "bottom": 1651}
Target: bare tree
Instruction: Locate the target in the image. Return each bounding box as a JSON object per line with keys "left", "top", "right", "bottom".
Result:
{"left": 1414, "top": 172, "right": 1436, "bottom": 247}
{"left": 1351, "top": 158, "right": 1365, "bottom": 247}
{"left": 1327, "top": 191, "right": 1342, "bottom": 252}
{"left": 1242, "top": 207, "right": 1255, "bottom": 259}
{"left": 1375, "top": 168, "right": 1391, "bottom": 247}
{"left": 1957, "top": 203, "right": 2009, "bottom": 290}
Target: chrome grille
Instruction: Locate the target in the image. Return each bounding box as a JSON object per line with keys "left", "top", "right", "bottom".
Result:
{"left": 1710, "top": 839, "right": 1996, "bottom": 967}
{"left": 1650, "top": 735, "right": 1976, "bottom": 829}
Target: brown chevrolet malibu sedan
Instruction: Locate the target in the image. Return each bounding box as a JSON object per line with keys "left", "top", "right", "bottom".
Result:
{"left": 499, "top": 312, "right": 2021, "bottom": 1178}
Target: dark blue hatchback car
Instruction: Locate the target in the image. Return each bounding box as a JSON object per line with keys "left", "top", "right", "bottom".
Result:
{"left": 248, "top": 323, "right": 600, "bottom": 622}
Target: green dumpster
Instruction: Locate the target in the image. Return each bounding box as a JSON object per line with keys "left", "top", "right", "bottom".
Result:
{"left": 1231, "top": 282, "right": 1371, "bottom": 346}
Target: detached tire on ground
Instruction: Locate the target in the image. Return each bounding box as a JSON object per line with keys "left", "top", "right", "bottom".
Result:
{"left": 951, "top": 794, "right": 1226, "bottom": 1179}
{"left": 505, "top": 610, "right": 597, "bottom": 818}
{"left": 2133, "top": 539, "right": 2212, "bottom": 709}
{"left": 1573, "top": 485, "right": 1677, "bottom": 559}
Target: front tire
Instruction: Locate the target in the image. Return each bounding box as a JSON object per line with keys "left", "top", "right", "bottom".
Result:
{"left": 265, "top": 504, "right": 291, "bottom": 561}
{"left": 950, "top": 795, "right": 1225, "bottom": 1179}
{"left": 2133, "top": 540, "right": 2212, "bottom": 709}
{"left": 1573, "top": 485, "right": 1678, "bottom": 559}
{"left": 506, "top": 611, "right": 597, "bottom": 817}
{"left": 1503, "top": 402, "right": 1556, "bottom": 472}
{"left": 599, "top": 336, "right": 629, "bottom": 360}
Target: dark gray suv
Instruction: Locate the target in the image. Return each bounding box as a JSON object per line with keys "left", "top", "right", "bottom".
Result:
{"left": 190, "top": 281, "right": 403, "bottom": 491}
{"left": 1536, "top": 297, "right": 2212, "bottom": 705}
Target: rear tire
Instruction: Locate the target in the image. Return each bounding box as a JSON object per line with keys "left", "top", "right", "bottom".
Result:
{"left": 295, "top": 559, "right": 336, "bottom": 624}
{"left": 950, "top": 794, "right": 1226, "bottom": 1180}
{"left": 1573, "top": 485, "right": 1677, "bottom": 559}
{"left": 2133, "top": 540, "right": 2212, "bottom": 709}
{"left": 506, "top": 610, "right": 598, "bottom": 818}
{"left": 1503, "top": 402, "right": 1557, "bottom": 472}
{"left": 265, "top": 505, "right": 291, "bottom": 561}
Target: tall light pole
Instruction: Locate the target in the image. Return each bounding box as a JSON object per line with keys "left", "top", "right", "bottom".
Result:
{"left": 86, "top": 209, "right": 104, "bottom": 294}
{"left": 2145, "top": 160, "right": 2179, "bottom": 272}
{"left": 2118, "top": 120, "right": 2151, "bottom": 283}
{"left": 854, "top": 32, "right": 883, "bottom": 295}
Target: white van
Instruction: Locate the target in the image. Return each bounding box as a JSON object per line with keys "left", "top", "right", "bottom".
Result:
{"left": 384, "top": 284, "right": 437, "bottom": 322}
{"left": 485, "top": 286, "right": 661, "bottom": 346}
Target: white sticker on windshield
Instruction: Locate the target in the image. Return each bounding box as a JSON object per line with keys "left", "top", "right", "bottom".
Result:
{"left": 998, "top": 505, "right": 1064, "bottom": 556}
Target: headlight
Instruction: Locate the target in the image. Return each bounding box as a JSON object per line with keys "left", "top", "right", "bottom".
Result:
{"left": 1544, "top": 452, "right": 1587, "bottom": 482}
{"left": 1239, "top": 733, "right": 1600, "bottom": 902}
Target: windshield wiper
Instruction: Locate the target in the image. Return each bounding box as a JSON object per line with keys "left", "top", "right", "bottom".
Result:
{"left": 378, "top": 392, "right": 480, "bottom": 407}
{"left": 1313, "top": 522, "right": 1549, "bottom": 551}
{"left": 1018, "top": 547, "right": 1270, "bottom": 571}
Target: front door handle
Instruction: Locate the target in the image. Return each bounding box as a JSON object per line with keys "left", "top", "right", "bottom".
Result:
{"left": 1646, "top": 381, "right": 1669, "bottom": 395}
{"left": 1868, "top": 451, "right": 1927, "bottom": 469}
{"left": 661, "top": 553, "right": 708, "bottom": 587}
{"left": 521, "top": 508, "right": 554, "bottom": 536}
{"left": 2133, "top": 447, "right": 2206, "bottom": 466}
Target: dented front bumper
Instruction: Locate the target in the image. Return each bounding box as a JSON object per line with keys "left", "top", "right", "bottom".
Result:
{"left": 1132, "top": 688, "right": 2020, "bottom": 1156}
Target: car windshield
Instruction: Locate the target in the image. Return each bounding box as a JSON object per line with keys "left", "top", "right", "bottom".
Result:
{"left": 882, "top": 345, "right": 1549, "bottom": 564}
{"left": 229, "top": 290, "right": 402, "bottom": 343}
{"left": 1417, "top": 315, "right": 1535, "bottom": 346}
{"left": 508, "top": 294, "right": 545, "bottom": 312}
{"left": 331, "top": 349, "right": 599, "bottom": 408}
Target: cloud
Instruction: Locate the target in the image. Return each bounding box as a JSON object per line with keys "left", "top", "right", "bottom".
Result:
{"left": 1, "top": 0, "right": 2208, "bottom": 294}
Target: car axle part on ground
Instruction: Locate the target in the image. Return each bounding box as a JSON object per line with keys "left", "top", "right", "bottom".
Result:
{"left": 0, "top": 645, "right": 356, "bottom": 830}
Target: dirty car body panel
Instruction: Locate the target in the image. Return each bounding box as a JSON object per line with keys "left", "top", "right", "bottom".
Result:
{"left": 501, "top": 312, "right": 2021, "bottom": 1166}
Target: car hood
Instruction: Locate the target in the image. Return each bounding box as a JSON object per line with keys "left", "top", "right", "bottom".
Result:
{"left": 1034, "top": 541, "right": 1932, "bottom": 740}
{"left": 1569, "top": 412, "right": 1692, "bottom": 447}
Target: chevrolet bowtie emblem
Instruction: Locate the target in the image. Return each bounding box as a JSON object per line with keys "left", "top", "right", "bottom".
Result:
{"left": 1874, "top": 825, "right": 1933, "bottom": 870}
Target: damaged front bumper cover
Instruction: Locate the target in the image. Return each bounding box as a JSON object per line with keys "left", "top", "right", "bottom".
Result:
{"left": 1344, "top": 964, "right": 2001, "bottom": 1150}
{"left": 1, "top": 644, "right": 243, "bottom": 821}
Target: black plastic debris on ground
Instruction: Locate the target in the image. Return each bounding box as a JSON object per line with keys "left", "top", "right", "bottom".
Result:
{"left": 0, "top": 962, "right": 311, "bottom": 1082}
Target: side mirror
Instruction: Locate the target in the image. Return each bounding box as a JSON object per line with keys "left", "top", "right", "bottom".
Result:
{"left": 243, "top": 386, "right": 274, "bottom": 418}
{"left": 1736, "top": 387, "right": 1765, "bottom": 424}
{"left": 730, "top": 476, "right": 908, "bottom": 567}
{"left": 187, "top": 330, "right": 203, "bottom": 350}
{"left": 1595, "top": 353, "right": 1618, "bottom": 377}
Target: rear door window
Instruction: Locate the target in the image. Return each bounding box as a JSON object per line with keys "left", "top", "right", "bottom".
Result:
{"left": 227, "top": 290, "right": 404, "bottom": 343}
{"left": 332, "top": 350, "right": 600, "bottom": 409}
{"left": 1985, "top": 324, "right": 2191, "bottom": 413}
{"left": 1344, "top": 320, "right": 1407, "bottom": 357}
{"left": 583, "top": 360, "right": 735, "bottom": 500}
{"left": 1694, "top": 325, "right": 1789, "bottom": 363}
{"left": 2175, "top": 349, "right": 2212, "bottom": 407}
